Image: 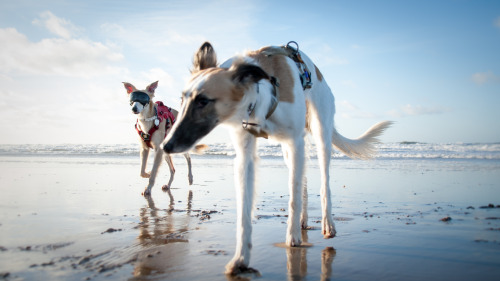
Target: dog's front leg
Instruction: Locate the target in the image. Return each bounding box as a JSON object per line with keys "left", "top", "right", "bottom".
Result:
{"left": 140, "top": 148, "right": 150, "bottom": 178}
{"left": 183, "top": 153, "right": 193, "bottom": 185}
{"left": 282, "top": 139, "right": 305, "bottom": 247}
{"left": 225, "top": 132, "right": 257, "bottom": 275}
{"left": 143, "top": 147, "right": 163, "bottom": 195}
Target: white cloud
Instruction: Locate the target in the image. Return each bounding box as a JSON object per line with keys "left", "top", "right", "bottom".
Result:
{"left": 123, "top": 68, "right": 177, "bottom": 99}
{"left": 307, "top": 43, "right": 349, "bottom": 67}
{"left": 471, "top": 71, "right": 500, "bottom": 85}
{"left": 100, "top": 0, "right": 256, "bottom": 52}
{"left": 0, "top": 27, "right": 124, "bottom": 77}
{"left": 140, "top": 68, "right": 171, "bottom": 84}
{"left": 338, "top": 100, "right": 379, "bottom": 119}
{"left": 101, "top": 22, "right": 205, "bottom": 57}
{"left": 157, "top": 30, "right": 206, "bottom": 47}
{"left": 339, "top": 100, "right": 358, "bottom": 111}
{"left": 32, "top": 11, "right": 79, "bottom": 39}
{"left": 388, "top": 104, "right": 448, "bottom": 118}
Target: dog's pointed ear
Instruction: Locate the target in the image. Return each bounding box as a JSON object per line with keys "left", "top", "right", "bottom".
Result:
{"left": 231, "top": 63, "right": 270, "bottom": 86}
{"left": 192, "top": 42, "right": 217, "bottom": 73}
{"left": 146, "top": 81, "right": 159, "bottom": 95}
{"left": 123, "top": 82, "right": 136, "bottom": 94}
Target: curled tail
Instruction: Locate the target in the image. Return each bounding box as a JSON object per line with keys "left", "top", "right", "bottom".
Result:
{"left": 332, "top": 121, "right": 393, "bottom": 159}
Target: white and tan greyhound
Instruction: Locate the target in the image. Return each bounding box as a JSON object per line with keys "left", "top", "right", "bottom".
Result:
{"left": 163, "top": 42, "right": 392, "bottom": 274}
{"left": 123, "top": 81, "right": 197, "bottom": 196}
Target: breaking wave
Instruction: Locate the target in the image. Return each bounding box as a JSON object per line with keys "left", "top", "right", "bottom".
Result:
{"left": 0, "top": 142, "right": 499, "bottom": 160}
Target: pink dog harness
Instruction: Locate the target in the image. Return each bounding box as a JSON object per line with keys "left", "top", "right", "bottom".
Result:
{"left": 135, "top": 101, "right": 176, "bottom": 148}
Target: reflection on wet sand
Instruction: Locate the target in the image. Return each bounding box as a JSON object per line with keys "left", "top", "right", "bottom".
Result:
{"left": 225, "top": 229, "right": 336, "bottom": 281}
{"left": 286, "top": 230, "right": 336, "bottom": 281}
{"left": 131, "top": 189, "right": 336, "bottom": 280}
{"left": 132, "top": 189, "right": 193, "bottom": 278}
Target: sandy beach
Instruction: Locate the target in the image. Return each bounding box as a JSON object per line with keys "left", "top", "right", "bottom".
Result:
{"left": 1, "top": 145, "right": 500, "bottom": 280}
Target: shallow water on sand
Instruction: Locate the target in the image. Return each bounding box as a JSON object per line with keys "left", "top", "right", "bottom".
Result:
{"left": 0, "top": 155, "right": 499, "bottom": 280}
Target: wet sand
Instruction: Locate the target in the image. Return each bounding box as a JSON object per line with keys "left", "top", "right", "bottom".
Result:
{"left": 1, "top": 155, "right": 500, "bottom": 280}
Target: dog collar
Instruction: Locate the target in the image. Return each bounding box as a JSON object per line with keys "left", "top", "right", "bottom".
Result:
{"left": 242, "top": 76, "right": 279, "bottom": 139}
{"left": 138, "top": 107, "right": 160, "bottom": 125}
{"left": 266, "top": 76, "right": 280, "bottom": 119}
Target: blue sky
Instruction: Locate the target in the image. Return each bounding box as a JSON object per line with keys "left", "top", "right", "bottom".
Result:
{"left": 0, "top": 0, "right": 499, "bottom": 144}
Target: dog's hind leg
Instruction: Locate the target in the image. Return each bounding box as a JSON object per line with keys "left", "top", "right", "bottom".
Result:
{"left": 310, "top": 113, "right": 336, "bottom": 238}
{"left": 162, "top": 153, "right": 175, "bottom": 190}
{"left": 225, "top": 132, "right": 258, "bottom": 275}
{"left": 317, "top": 134, "right": 336, "bottom": 238}
{"left": 301, "top": 176, "right": 308, "bottom": 229}
{"left": 282, "top": 139, "right": 305, "bottom": 247}
{"left": 183, "top": 153, "right": 193, "bottom": 185}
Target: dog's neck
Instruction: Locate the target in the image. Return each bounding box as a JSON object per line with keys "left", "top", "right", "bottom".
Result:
{"left": 137, "top": 103, "right": 157, "bottom": 129}
{"left": 233, "top": 80, "right": 279, "bottom": 139}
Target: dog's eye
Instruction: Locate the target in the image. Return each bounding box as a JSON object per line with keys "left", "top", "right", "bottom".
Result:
{"left": 195, "top": 95, "right": 214, "bottom": 109}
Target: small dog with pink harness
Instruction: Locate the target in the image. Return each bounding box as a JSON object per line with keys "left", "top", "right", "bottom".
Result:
{"left": 123, "top": 81, "right": 200, "bottom": 196}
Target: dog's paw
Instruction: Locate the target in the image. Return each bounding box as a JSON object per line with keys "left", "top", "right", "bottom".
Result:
{"left": 286, "top": 234, "right": 302, "bottom": 247}
{"left": 301, "top": 220, "right": 308, "bottom": 230}
{"left": 188, "top": 174, "right": 193, "bottom": 185}
{"left": 141, "top": 172, "right": 151, "bottom": 178}
{"left": 322, "top": 219, "right": 337, "bottom": 238}
{"left": 142, "top": 189, "right": 151, "bottom": 196}
{"left": 225, "top": 260, "right": 259, "bottom": 276}
{"left": 161, "top": 185, "right": 170, "bottom": 191}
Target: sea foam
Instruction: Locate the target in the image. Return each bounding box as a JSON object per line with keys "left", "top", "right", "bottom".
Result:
{"left": 0, "top": 142, "right": 499, "bottom": 160}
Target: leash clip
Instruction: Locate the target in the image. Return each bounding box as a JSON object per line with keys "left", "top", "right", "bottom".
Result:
{"left": 285, "top": 41, "right": 312, "bottom": 89}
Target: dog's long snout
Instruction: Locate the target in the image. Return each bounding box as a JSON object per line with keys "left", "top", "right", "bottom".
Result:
{"left": 163, "top": 141, "right": 174, "bottom": 154}
{"left": 162, "top": 128, "right": 198, "bottom": 154}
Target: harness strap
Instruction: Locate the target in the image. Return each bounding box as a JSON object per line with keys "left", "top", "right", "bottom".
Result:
{"left": 135, "top": 102, "right": 175, "bottom": 148}
{"left": 283, "top": 41, "right": 312, "bottom": 89}
{"left": 241, "top": 41, "right": 310, "bottom": 139}
{"left": 135, "top": 122, "right": 152, "bottom": 147}
{"left": 135, "top": 119, "right": 160, "bottom": 149}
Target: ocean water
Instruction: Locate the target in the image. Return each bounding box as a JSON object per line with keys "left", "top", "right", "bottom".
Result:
{"left": 1, "top": 142, "right": 500, "bottom": 280}
{"left": 0, "top": 142, "right": 499, "bottom": 160}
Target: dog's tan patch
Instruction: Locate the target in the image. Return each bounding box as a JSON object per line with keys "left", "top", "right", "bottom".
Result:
{"left": 189, "top": 69, "right": 243, "bottom": 122}
{"left": 203, "top": 70, "right": 244, "bottom": 102}
{"left": 189, "top": 68, "right": 220, "bottom": 84}
{"left": 314, "top": 64, "right": 323, "bottom": 82}
{"left": 248, "top": 47, "right": 295, "bottom": 104}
